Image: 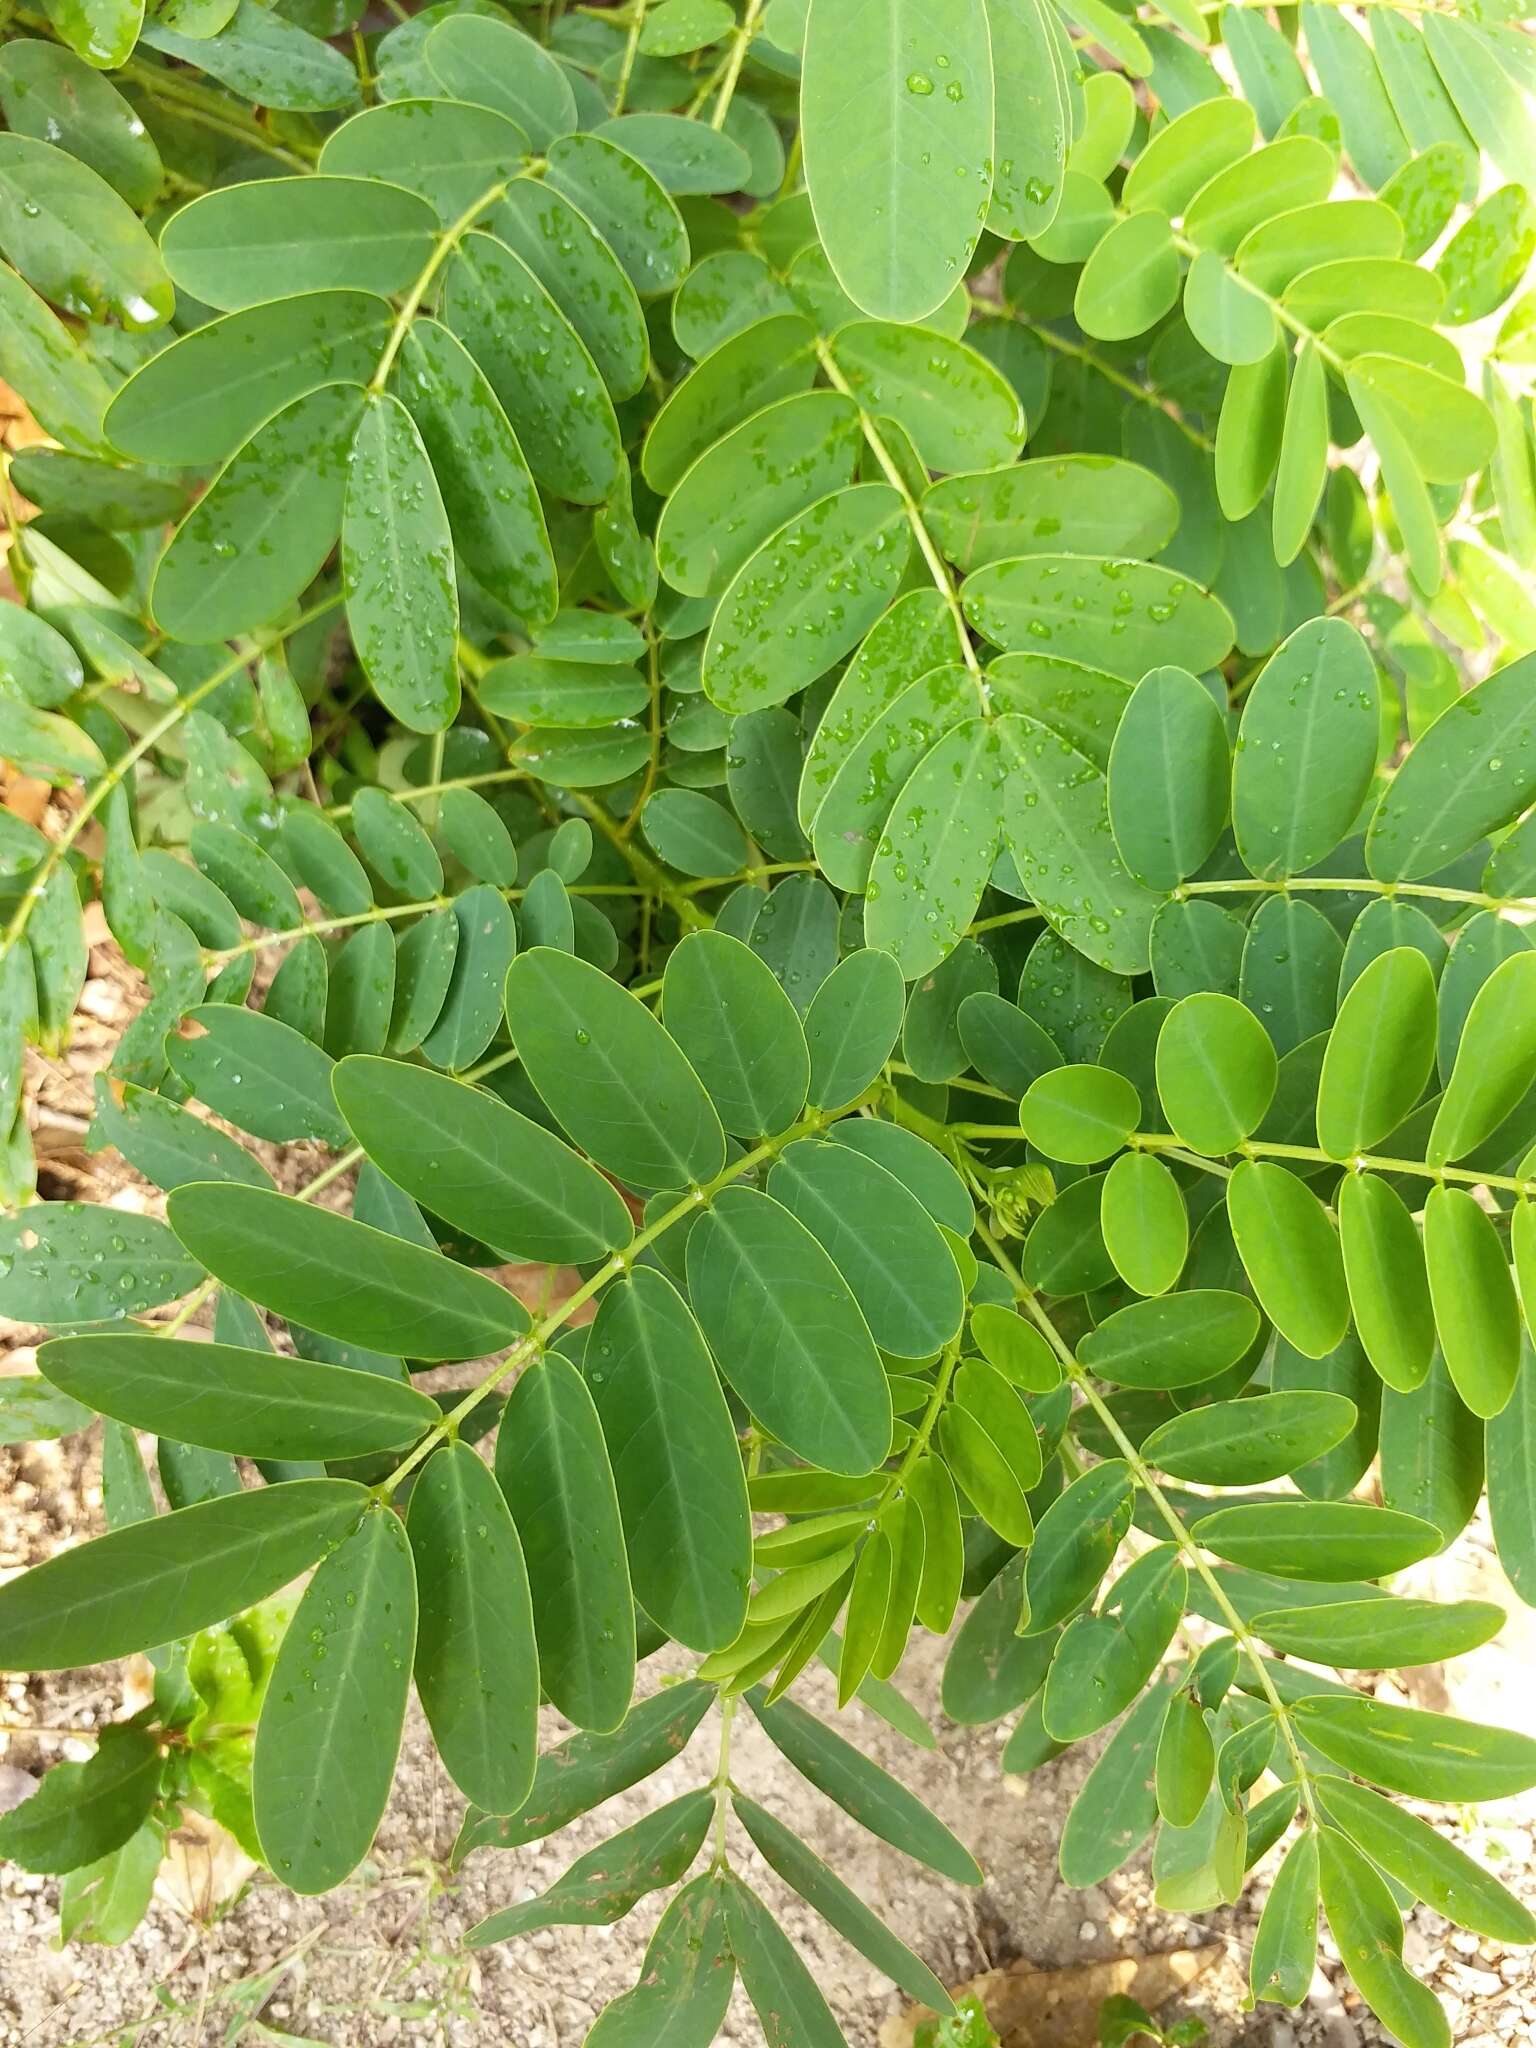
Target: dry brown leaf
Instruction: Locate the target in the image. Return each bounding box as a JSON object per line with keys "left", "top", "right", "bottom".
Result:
{"left": 880, "top": 1946, "right": 1216, "bottom": 2048}
{"left": 157, "top": 1807, "right": 260, "bottom": 1923}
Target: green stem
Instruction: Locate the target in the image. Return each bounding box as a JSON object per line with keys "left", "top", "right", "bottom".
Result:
{"left": 202, "top": 883, "right": 656, "bottom": 965}
{"left": 953, "top": 1122, "right": 1536, "bottom": 1199}
{"left": 1178, "top": 873, "right": 1532, "bottom": 915}
{"left": 710, "top": 1692, "right": 738, "bottom": 1868}
{"left": 709, "top": 0, "right": 766, "bottom": 130}
{"left": 610, "top": 0, "right": 649, "bottom": 117}
{"left": 369, "top": 179, "right": 512, "bottom": 393}
{"left": 814, "top": 342, "right": 986, "bottom": 687}
{"left": 972, "top": 1219, "right": 1315, "bottom": 1813}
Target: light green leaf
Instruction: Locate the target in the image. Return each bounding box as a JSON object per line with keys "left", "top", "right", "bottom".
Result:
{"left": 801, "top": 0, "right": 994, "bottom": 322}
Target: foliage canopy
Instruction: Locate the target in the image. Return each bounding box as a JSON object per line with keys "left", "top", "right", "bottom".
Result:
{"left": 1, "top": 0, "right": 1536, "bottom": 2039}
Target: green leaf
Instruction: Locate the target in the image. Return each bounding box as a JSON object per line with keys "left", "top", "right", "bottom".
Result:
{"left": 1252, "top": 1595, "right": 1504, "bottom": 1667}
{"left": 0, "top": 41, "right": 160, "bottom": 209}
{"left": 342, "top": 392, "right": 459, "bottom": 734}
{"left": 1155, "top": 991, "right": 1278, "bottom": 1155}
{"left": 0, "top": 1202, "right": 200, "bottom": 1327}
{"left": 0, "top": 1478, "right": 365, "bottom": 1671}
{"left": 320, "top": 97, "right": 528, "bottom": 219}
{"left": 467, "top": 1789, "right": 714, "bottom": 1945}
{"left": 987, "top": 0, "right": 1070, "bottom": 240}
{"left": 1024, "top": 1461, "right": 1135, "bottom": 1634}
{"left": 1075, "top": 211, "right": 1182, "bottom": 342}
{"left": 866, "top": 718, "right": 1007, "bottom": 978}
{"left": 1192, "top": 1500, "right": 1442, "bottom": 1580}
{"left": 586, "top": 1268, "right": 751, "bottom": 1654}
{"left": 686, "top": 1184, "right": 891, "bottom": 1475}
{"left": 1143, "top": 1392, "right": 1357, "bottom": 1485}
{"left": 407, "top": 1442, "right": 538, "bottom": 1817}
{"left": 0, "top": 259, "right": 114, "bottom": 455}
{"left": 1271, "top": 340, "right": 1328, "bottom": 565}
{"left": 598, "top": 113, "right": 750, "bottom": 196}
{"left": 333, "top": 1056, "right": 632, "bottom": 1265}
{"left": 585, "top": 1876, "right": 735, "bottom": 2048}
{"left": 153, "top": 383, "right": 361, "bottom": 643}
{"left": 800, "top": 0, "right": 993, "bottom": 322}
{"left": 645, "top": 312, "right": 817, "bottom": 495}
{"left": 734, "top": 1794, "right": 955, "bottom": 2014}
{"left": 143, "top": 3, "right": 359, "bottom": 112}
{"left": 0, "top": 695, "right": 102, "bottom": 783}
{"left": 830, "top": 322, "right": 1025, "bottom": 472}
{"left": 455, "top": 1681, "right": 713, "bottom": 1858}
{"left": 999, "top": 718, "right": 1163, "bottom": 976}
{"left": 420, "top": 884, "right": 517, "bottom": 1071}
{"left": 656, "top": 390, "right": 861, "bottom": 598}
{"left": 1232, "top": 619, "right": 1379, "bottom": 879}
{"left": 1100, "top": 1152, "right": 1188, "bottom": 1297}
{"left": 1184, "top": 248, "right": 1279, "bottom": 364}
{"left": 643, "top": 790, "right": 749, "bottom": 878}
{"left": 253, "top": 1505, "right": 416, "bottom": 1893}
{"left": 58, "top": 1822, "right": 161, "bottom": 1947}
{"left": 1019, "top": 1063, "right": 1140, "bottom": 1165}
{"left": 1227, "top": 1159, "right": 1349, "bottom": 1359}
{"left": 105, "top": 291, "right": 392, "bottom": 468}
{"left": 1077, "top": 1290, "right": 1260, "bottom": 1390}
{"left": 1299, "top": 1692, "right": 1536, "bottom": 1804}
{"left": 1312, "top": 1776, "right": 1536, "bottom": 1944}
{"left": 1317, "top": 948, "right": 1438, "bottom": 1158}
{"left": 1251, "top": 1828, "right": 1319, "bottom": 2006}
{"left": 746, "top": 1688, "right": 982, "bottom": 1885}
{"left": 505, "top": 947, "right": 725, "bottom": 1191}
{"left": 1058, "top": 1672, "right": 1176, "bottom": 1885}
{"left": 922, "top": 458, "right": 1178, "bottom": 573}
{"left": 544, "top": 130, "right": 690, "bottom": 297}
{"left": 769, "top": 1137, "right": 963, "bottom": 1356}
{"left": 0, "top": 134, "right": 169, "bottom": 328}
{"left": 803, "top": 948, "right": 905, "bottom": 1109}
{"left": 1317, "top": 1825, "right": 1450, "bottom": 2048}
{"left": 0, "top": 1724, "right": 160, "bottom": 1875}
{"left": 165, "top": 1183, "right": 529, "bottom": 1363}
{"left": 1156, "top": 1687, "right": 1215, "bottom": 1829}
{"left": 443, "top": 231, "right": 622, "bottom": 505}
{"left": 1043, "top": 1545, "right": 1187, "bottom": 1742}
{"left": 964, "top": 555, "right": 1234, "bottom": 682}
{"left": 38, "top": 1334, "right": 435, "bottom": 1460}
{"left": 1107, "top": 664, "right": 1229, "bottom": 891}
{"left": 161, "top": 177, "right": 438, "bottom": 312}
{"left": 425, "top": 14, "right": 575, "bottom": 148}
{"left": 0, "top": 1374, "right": 93, "bottom": 1448}
{"left": 812, "top": 664, "right": 972, "bottom": 895}
{"left": 495, "top": 1354, "right": 635, "bottom": 1732}
{"left": 721, "top": 1871, "right": 850, "bottom": 2048}
{"left": 1185, "top": 135, "right": 1336, "bottom": 253}
{"left": 1422, "top": 1185, "right": 1521, "bottom": 1419}
{"left": 1367, "top": 650, "right": 1536, "bottom": 881}
{"left": 394, "top": 318, "right": 558, "bottom": 627}
{"left": 1427, "top": 950, "right": 1536, "bottom": 1165}
{"left": 703, "top": 483, "right": 911, "bottom": 716}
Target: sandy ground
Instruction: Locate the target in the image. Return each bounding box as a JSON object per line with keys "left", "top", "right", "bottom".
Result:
{"left": 2, "top": 952, "right": 1534, "bottom": 2048}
